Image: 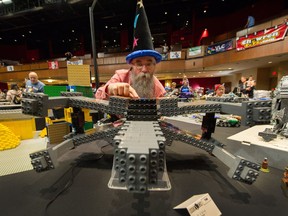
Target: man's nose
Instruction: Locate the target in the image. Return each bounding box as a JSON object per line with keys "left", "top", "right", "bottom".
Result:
{"left": 141, "top": 65, "right": 149, "bottom": 72}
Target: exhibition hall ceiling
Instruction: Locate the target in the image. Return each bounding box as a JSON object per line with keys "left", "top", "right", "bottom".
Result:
{"left": 0, "top": 0, "right": 287, "bottom": 81}
{"left": 0, "top": 0, "right": 260, "bottom": 42}
{"left": 0, "top": 0, "right": 256, "bottom": 28}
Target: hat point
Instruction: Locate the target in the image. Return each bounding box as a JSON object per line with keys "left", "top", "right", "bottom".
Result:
{"left": 126, "top": 0, "right": 161, "bottom": 64}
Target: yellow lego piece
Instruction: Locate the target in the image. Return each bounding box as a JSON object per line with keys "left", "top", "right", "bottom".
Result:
{"left": 0, "top": 123, "right": 20, "bottom": 151}
{"left": 45, "top": 117, "right": 52, "bottom": 125}
{"left": 39, "top": 128, "right": 47, "bottom": 138}
{"left": 64, "top": 107, "right": 73, "bottom": 123}
{"left": 82, "top": 108, "right": 92, "bottom": 122}
{"left": 1, "top": 118, "right": 35, "bottom": 140}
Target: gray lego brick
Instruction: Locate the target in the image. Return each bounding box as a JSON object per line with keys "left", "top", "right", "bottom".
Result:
{"left": 109, "top": 121, "right": 170, "bottom": 193}
{"left": 212, "top": 146, "right": 260, "bottom": 184}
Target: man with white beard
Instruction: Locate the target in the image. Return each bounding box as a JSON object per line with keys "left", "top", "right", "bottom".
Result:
{"left": 95, "top": 0, "right": 165, "bottom": 100}
{"left": 95, "top": 56, "right": 165, "bottom": 99}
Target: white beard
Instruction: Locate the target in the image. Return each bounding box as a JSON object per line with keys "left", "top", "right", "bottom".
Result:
{"left": 130, "top": 71, "right": 155, "bottom": 98}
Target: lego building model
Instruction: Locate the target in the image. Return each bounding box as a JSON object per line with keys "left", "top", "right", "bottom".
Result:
{"left": 259, "top": 75, "right": 288, "bottom": 141}
{"left": 21, "top": 91, "right": 266, "bottom": 193}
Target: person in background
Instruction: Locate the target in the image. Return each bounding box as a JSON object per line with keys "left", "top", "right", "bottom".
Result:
{"left": 26, "top": 71, "right": 45, "bottom": 93}
{"left": 180, "top": 79, "right": 191, "bottom": 93}
{"left": 166, "top": 82, "right": 179, "bottom": 97}
{"left": 246, "top": 75, "right": 254, "bottom": 87}
{"left": 214, "top": 84, "right": 225, "bottom": 97}
{"left": 169, "top": 82, "right": 179, "bottom": 96}
{"left": 205, "top": 87, "right": 214, "bottom": 95}
{"left": 244, "top": 15, "right": 255, "bottom": 28}
{"left": 0, "top": 89, "right": 5, "bottom": 99}
{"left": 65, "top": 52, "right": 73, "bottom": 61}
{"left": 165, "top": 85, "right": 172, "bottom": 94}
{"left": 179, "top": 79, "right": 193, "bottom": 99}
{"left": 6, "top": 83, "right": 22, "bottom": 104}
{"left": 246, "top": 80, "right": 256, "bottom": 98}
{"left": 239, "top": 76, "right": 248, "bottom": 95}
{"left": 95, "top": 0, "right": 165, "bottom": 100}
{"left": 162, "top": 43, "right": 169, "bottom": 54}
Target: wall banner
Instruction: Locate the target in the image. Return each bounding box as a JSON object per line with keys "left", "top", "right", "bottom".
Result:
{"left": 48, "top": 61, "right": 59, "bottom": 69}
{"left": 7, "top": 66, "right": 14, "bottom": 71}
{"left": 67, "top": 59, "right": 83, "bottom": 65}
{"left": 236, "top": 23, "right": 288, "bottom": 51}
{"left": 169, "top": 51, "right": 181, "bottom": 59}
{"left": 206, "top": 40, "right": 233, "bottom": 55}
{"left": 188, "top": 46, "right": 202, "bottom": 56}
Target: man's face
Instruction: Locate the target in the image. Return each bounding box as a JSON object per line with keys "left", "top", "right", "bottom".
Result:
{"left": 29, "top": 74, "right": 38, "bottom": 84}
{"left": 183, "top": 80, "right": 189, "bottom": 86}
{"left": 130, "top": 56, "right": 156, "bottom": 77}
{"left": 216, "top": 87, "right": 225, "bottom": 96}
{"left": 130, "top": 56, "right": 156, "bottom": 98}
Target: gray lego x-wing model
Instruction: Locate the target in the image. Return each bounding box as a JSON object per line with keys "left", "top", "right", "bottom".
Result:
{"left": 22, "top": 92, "right": 264, "bottom": 193}
{"left": 259, "top": 75, "right": 288, "bottom": 141}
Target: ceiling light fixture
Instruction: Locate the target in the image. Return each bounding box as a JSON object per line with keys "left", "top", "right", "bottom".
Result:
{"left": 0, "top": 0, "right": 13, "bottom": 4}
{"left": 68, "top": 0, "right": 83, "bottom": 4}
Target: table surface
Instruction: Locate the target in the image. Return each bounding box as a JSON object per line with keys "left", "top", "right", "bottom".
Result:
{"left": 0, "top": 121, "right": 287, "bottom": 216}
{"left": 228, "top": 124, "right": 288, "bottom": 151}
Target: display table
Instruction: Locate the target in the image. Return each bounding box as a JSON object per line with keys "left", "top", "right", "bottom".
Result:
{"left": 0, "top": 124, "right": 287, "bottom": 216}
{"left": 228, "top": 125, "right": 288, "bottom": 170}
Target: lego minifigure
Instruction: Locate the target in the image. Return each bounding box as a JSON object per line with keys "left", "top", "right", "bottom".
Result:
{"left": 260, "top": 157, "right": 270, "bottom": 172}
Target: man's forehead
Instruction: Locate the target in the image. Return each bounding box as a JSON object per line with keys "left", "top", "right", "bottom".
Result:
{"left": 132, "top": 56, "right": 155, "bottom": 63}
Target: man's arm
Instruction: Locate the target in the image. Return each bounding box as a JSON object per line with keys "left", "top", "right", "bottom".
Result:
{"left": 6, "top": 91, "right": 12, "bottom": 101}
{"left": 95, "top": 69, "right": 138, "bottom": 99}
{"left": 95, "top": 82, "right": 138, "bottom": 99}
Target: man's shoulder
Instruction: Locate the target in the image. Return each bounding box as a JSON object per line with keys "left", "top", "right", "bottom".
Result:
{"left": 153, "top": 76, "right": 165, "bottom": 90}
{"left": 26, "top": 80, "right": 32, "bottom": 85}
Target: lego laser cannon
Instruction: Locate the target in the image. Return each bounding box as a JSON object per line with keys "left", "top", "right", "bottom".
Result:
{"left": 22, "top": 93, "right": 264, "bottom": 193}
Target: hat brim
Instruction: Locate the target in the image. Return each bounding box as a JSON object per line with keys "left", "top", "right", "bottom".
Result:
{"left": 126, "top": 50, "right": 162, "bottom": 64}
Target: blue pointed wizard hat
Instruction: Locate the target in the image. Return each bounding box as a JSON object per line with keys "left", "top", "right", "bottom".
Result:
{"left": 126, "top": 0, "right": 162, "bottom": 64}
